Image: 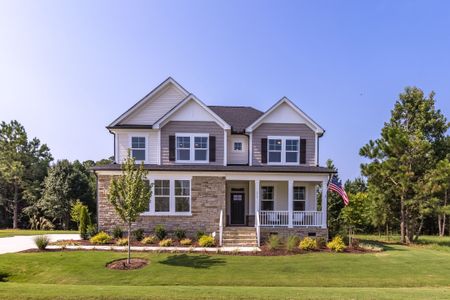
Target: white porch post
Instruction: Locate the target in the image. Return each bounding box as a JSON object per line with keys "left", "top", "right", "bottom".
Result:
{"left": 254, "top": 179, "right": 260, "bottom": 227}
{"left": 288, "top": 179, "right": 293, "bottom": 228}
{"left": 321, "top": 179, "right": 328, "bottom": 228}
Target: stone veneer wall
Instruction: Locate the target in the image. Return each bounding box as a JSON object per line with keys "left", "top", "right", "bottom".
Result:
{"left": 260, "top": 227, "right": 328, "bottom": 242}
{"left": 97, "top": 174, "right": 226, "bottom": 236}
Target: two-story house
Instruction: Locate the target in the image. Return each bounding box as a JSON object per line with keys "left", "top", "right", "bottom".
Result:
{"left": 93, "top": 77, "right": 334, "bottom": 246}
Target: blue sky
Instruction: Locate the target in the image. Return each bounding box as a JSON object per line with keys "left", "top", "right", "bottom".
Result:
{"left": 0, "top": 0, "right": 449, "bottom": 180}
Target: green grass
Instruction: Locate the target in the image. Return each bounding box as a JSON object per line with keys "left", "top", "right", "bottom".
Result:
{"left": 0, "top": 229, "right": 76, "bottom": 238}
{"left": 1, "top": 235, "right": 450, "bottom": 299}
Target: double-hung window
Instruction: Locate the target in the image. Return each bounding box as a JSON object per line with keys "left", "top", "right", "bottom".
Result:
{"left": 175, "top": 180, "right": 190, "bottom": 212}
{"left": 267, "top": 136, "right": 300, "bottom": 165}
{"left": 261, "top": 186, "right": 274, "bottom": 211}
{"left": 130, "top": 136, "right": 146, "bottom": 162}
{"left": 149, "top": 179, "right": 191, "bottom": 215}
{"left": 154, "top": 180, "right": 170, "bottom": 212}
{"left": 176, "top": 134, "right": 208, "bottom": 163}
{"left": 293, "top": 186, "right": 306, "bottom": 211}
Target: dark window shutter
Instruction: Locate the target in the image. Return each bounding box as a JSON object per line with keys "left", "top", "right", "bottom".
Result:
{"left": 169, "top": 135, "right": 175, "bottom": 161}
{"left": 209, "top": 136, "right": 216, "bottom": 162}
{"left": 300, "top": 139, "right": 306, "bottom": 164}
{"left": 261, "top": 138, "right": 267, "bottom": 163}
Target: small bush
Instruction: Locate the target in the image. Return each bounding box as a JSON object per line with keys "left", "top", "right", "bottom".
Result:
{"left": 198, "top": 235, "right": 215, "bottom": 247}
{"left": 112, "top": 226, "right": 123, "bottom": 239}
{"left": 34, "top": 235, "right": 50, "bottom": 250}
{"left": 286, "top": 236, "right": 300, "bottom": 252}
{"left": 196, "top": 230, "right": 205, "bottom": 241}
{"left": 87, "top": 224, "right": 98, "bottom": 238}
{"left": 155, "top": 225, "right": 167, "bottom": 240}
{"left": 132, "top": 228, "right": 145, "bottom": 241}
{"left": 115, "top": 238, "right": 128, "bottom": 246}
{"left": 299, "top": 237, "right": 317, "bottom": 251}
{"left": 174, "top": 228, "right": 186, "bottom": 241}
{"left": 90, "top": 231, "right": 112, "bottom": 245}
{"left": 180, "top": 238, "right": 192, "bottom": 246}
{"left": 327, "top": 235, "right": 346, "bottom": 252}
{"left": 159, "top": 238, "right": 173, "bottom": 247}
{"left": 350, "top": 238, "right": 360, "bottom": 248}
{"left": 79, "top": 206, "right": 89, "bottom": 240}
{"left": 316, "top": 237, "right": 327, "bottom": 249}
{"left": 266, "top": 235, "right": 281, "bottom": 250}
{"left": 141, "top": 235, "right": 157, "bottom": 245}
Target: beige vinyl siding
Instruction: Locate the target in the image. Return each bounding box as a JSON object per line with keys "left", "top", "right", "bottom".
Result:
{"left": 227, "top": 134, "right": 249, "bottom": 165}
{"left": 120, "top": 83, "right": 186, "bottom": 125}
{"left": 161, "top": 121, "right": 224, "bottom": 165}
{"left": 252, "top": 123, "right": 316, "bottom": 166}
{"left": 115, "top": 130, "right": 159, "bottom": 164}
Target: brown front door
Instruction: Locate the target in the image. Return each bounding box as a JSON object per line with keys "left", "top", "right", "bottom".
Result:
{"left": 230, "top": 192, "right": 245, "bottom": 225}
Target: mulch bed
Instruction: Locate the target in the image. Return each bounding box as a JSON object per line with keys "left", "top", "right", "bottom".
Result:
{"left": 106, "top": 258, "right": 148, "bottom": 270}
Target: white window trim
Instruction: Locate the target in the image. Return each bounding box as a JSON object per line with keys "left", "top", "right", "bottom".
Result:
{"left": 293, "top": 185, "right": 307, "bottom": 211}
{"left": 128, "top": 133, "right": 149, "bottom": 164}
{"left": 267, "top": 136, "right": 300, "bottom": 165}
{"left": 233, "top": 141, "right": 243, "bottom": 152}
{"left": 261, "top": 185, "right": 275, "bottom": 211}
{"left": 175, "top": 133, "right": 209, "bottom": 163}
{"left": 143, "top": 177, "right": 192, "bottom": 216}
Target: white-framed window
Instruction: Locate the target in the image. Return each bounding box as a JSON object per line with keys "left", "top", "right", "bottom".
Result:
{"left": 293, "top": 186, "right": 306, "bottom": 211}
{"left": 267, "top": 136, "right": 300, "bottom": 165}
{"left": 147, "top": 178, "right": 191, "bottom": 215}
{"left": 130, "top": 136, "right": 147, "bottom": 162}
{"left": 176, "top": 133, "right": 209, "bottom": 163}
{"left": 233, "top": 142, "right": 243, "bottom": 152}
{"left": 261, "top": 186, "right": 274, "bottom": 211}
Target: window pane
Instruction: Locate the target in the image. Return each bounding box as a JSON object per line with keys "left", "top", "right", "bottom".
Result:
{"left": 234, "top": 142, "right": 242, "bottom": 151}
{"left": 286, "top": 139, "right": 298, "bottom": 151}
{"left": 155, "top": 180, "right": 170, "bottom": 196}
{"left": 286, "top": 152, "right": 298, "bottom": 163}
{"left": 268, "top": 139, "right": 282, "bottom": 151}
{"left": 175, "top": 196, "right": 190, "bottom": 212}
{"left": 262, "top": 187, "right": 274, "bottom": 200}
{"left": 294, "top": 201, "right": 305, "bottom": 211}
{"left": 132, "top": 149, "right": 145, "bottom": 161}
{"left": 155, "top": 196, "right": 170, "bottom": 212}
{"left": 177, "top": 136, "right": 190, "bottom": 148}
{"left": 177, "top": 149, "right": 190, "bottom": 160}
{"left": 262, "top": 201, "right": 274, "bottom": 211}
{"left": 194, "top": 137, "right": 208, "bottom": 149}
{"left": 269, "top": 151, "right": 281, "bottom": 162}
{"left": 195, "top": 149, "right": 207, "bottom": 161}
{"left": 132, "top": 137, "right": 145, "bottom": 148}
{"left": 175, "top": 180, "right": 190, "bottom": 196}
{"left": 294, "top": 187, "right": 305, "bottom": 200}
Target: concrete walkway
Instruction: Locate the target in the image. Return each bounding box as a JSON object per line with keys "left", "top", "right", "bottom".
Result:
{"left": 0, "top": 234, "right": 80, "bottom": 254}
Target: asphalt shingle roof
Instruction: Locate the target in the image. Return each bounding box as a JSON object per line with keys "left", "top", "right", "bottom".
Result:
{"left": 208, "top": 106, "right": 264, "bottom": 133}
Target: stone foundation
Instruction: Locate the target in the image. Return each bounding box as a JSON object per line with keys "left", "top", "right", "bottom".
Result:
{"left": 98, "top": 175, "right": 226, "bottom": 237}
{"left": 260, "top": 227, "right": 328, "bottom": 242}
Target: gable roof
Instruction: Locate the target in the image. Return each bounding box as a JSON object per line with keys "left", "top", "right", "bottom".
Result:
{"left": 245, "top": 97, "right": 325, "bottom": 135}
{"left": 208, "top": 106, "right": 264, "bottom": 134}
{"left": 108, "top": 77, "right": 189, "bottom": 128}
{"left": 153, "top": 94, "right": 231, "bottom": 129}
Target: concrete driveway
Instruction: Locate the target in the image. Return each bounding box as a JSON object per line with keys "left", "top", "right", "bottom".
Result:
{"left": 0, "top": 234, "right": 80, "bottom": 254}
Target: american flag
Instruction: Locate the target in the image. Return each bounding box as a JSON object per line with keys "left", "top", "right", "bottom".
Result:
{"left": 328, "top": 176, "right": 349, "bottom": 206}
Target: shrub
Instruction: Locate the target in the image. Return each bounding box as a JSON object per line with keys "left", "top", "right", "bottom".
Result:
{"left": 159, "top": 238, "right": 173, "bottom": 247}
{"left": 155, "top": 225, "right": 167, "bottom": 240}
{"left": 116, "top": 238, "right": 128, "bottom": 246}
{"left": 359, "top": 242, "right": 383, "bottom": 252}
{"left": 350, "top": 238, "right": 360, "bottom": 249}
{"left": 79, "top": 206, "right": 89, "bottom": 240}
{"left": 90, "top": 231, "right": 112, "bottom": 245}
{"left": 316, "top": 237, "right": 327, "bottom": 249}
{"left": 174, "top": 228, "right": 186, "bottom": 241}
{"left": 141, "top": 235, "right": 157, "bottom": 245}
{"left": 180, "top": 238, "right": 192, "bottom": 246}
{"left": 112, "top": 226, "right": 123, "bottom": 239}
{"left": 266, "top": 235, "right": 281, "bottom": 250}
{"left": 132, "top": 228, "right": 145, "bottom": 241}
{"left": 299, "top": 237, "right": 317, "bottom": 251}
{"left": 327, "top": 235, "right": 346, "bottom": 252}
{"left": 196, "top": 230, "right": 205, "bottom": 241}
{"left": 86, "top": 224, "right": 98, "bottom": 238}
{"left": 286, "top": 236, "right": 299, "bottom": 252}
{"left": 34, "top": 235, "right": 50, "bottom": 250}
{"left": 198, "top": 235, "right": 215, "bottom": 247}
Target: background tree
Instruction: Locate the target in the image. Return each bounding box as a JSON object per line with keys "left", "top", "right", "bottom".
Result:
{"left": 108, "top": 154, "right": 151, "bottom": 264}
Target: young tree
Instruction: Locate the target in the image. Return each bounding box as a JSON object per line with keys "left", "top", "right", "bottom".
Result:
{"left": 108, "top": 154, "right": 151, "bottom": 264}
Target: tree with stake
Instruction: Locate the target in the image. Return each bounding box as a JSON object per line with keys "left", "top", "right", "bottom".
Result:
{"left": 107, "top": 153, "right": 151, "bottom": 264}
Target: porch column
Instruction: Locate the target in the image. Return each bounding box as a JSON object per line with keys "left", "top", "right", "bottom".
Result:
{"left": 254, "top": 179, "right": 260, "bottom": 227}
{"left": 288, "top": 179, "right": 293, "bottom": 228}
{"left": 321, "top": 179, "right": 328, "bottom": 228}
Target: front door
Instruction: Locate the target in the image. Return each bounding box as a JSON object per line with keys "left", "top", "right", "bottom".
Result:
{"left": 230, "top": 192, "right": 245, "bottom": 225}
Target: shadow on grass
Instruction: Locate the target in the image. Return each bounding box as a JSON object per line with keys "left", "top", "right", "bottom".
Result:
{"left": 359, "top": 240, "right": 406, "bottom": 252}
{"left": 159, "top": 254, "right": 226, "bottom": 269}
{"left": 414, "top": 239, "right": 450, "bottom": 247}
{"left": 0, "top": 272, "right": 9, "bottom": 282}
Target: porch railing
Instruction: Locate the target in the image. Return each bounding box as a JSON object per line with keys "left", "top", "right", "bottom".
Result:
{"left": 259, "top": 211, "right": 322, "bottom": 227}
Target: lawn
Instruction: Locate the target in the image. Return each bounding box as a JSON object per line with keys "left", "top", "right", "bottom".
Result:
{"left": 1, "top": 236, "right": 450, "bottom": 299}
{"left": 0, "top": 229, "right": 76, "bottom": 238}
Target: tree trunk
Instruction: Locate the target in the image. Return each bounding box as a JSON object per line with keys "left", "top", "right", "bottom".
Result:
{"left": 13, "top": 182, "right": 18, "bottom": 229}
{"left": 438, "top": 214, "right": 443, "bottom": 237}
{"left": 400, "top": 197, "right": 406, "bottom": 243}
{"left": 414, "top": 217, "right": 424, "bottom": 242}
{"left": 127, "top": 223, "right": 131, "bottom": 264}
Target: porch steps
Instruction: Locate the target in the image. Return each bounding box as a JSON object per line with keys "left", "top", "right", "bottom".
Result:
{"left": 222, "top": 227, "right": 258, "bottom": 247}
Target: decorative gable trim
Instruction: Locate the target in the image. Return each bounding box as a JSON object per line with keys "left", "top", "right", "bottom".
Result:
{"left": 245, "top": 97, "right": 325, "bottom": 135}
{"left": 108, "top": 77, "right": 189, "bottom": 127}
{"left": 153, "top": 94, "right": 231, "bottom": 130}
